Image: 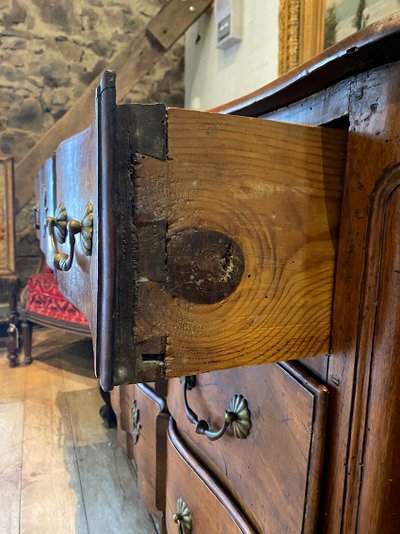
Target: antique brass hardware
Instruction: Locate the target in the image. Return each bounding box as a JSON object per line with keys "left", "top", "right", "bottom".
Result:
{"left": 173, "top": 498, "right": 192, "bottom": 534}
{"left": 131, "top": 400, "right": 141, "bottom": 444}
{"left": 46, "top": 202, "right": 93, "bottom": 271}
{"left": 181, "top": 376, "right": 251, "bottom": 441}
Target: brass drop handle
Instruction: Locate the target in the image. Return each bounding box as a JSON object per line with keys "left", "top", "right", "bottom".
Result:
{"left": 173, "top": 498, "right": 192, "bottom": 534}
{"left": 46, "top": 202, "right": 93, "bottom": 272}
{"left": 182, "top": 376, "right": 251, "bottom": 441}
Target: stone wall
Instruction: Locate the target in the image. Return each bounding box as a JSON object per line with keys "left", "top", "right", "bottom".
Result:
{"left": 0, "top": 0, "right": 184, "bottom": 283}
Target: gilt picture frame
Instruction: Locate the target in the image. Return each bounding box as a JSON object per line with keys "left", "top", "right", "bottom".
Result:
{"left": 279, "top": 0, "right": 325, "bottom": 75}
{"left": 279, "top": 0, "right": 400, "bottom": 75}
{"left": 0, "top": 156, "right": 16, "bottom": 276}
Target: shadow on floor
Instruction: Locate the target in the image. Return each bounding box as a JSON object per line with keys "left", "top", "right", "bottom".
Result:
{"left": 29, "top": 329, "right": 95, "bottom": 379}
{"left": 56, "top": 388, "right": 155, "bottom": 533}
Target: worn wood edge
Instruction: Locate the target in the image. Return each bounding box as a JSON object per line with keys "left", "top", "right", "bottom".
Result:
{"left": 167, "top": 418, "right": 255, "bottom": 533}
{"left": 342, "top": 164, "right": 400, "bottom": 532}
{"left": 279, "top": 361, "right": 329, "bottom": 533}
{"left": 130, "top": 383, "right": 169, "bottom": 513}
{"left": 212, "top": 13, "right": 400, "bottom": 117}
{"left": 127, "top": 105, "right": 167, "bottom": 385}
{"left": 156, "top": 411, "right": 169, "bottom": 512}
{"left": 95, "top": 70, "right": 117, "bottom": 392}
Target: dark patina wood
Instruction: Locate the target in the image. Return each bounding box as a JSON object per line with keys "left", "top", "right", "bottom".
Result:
{"left": 32, "top": 15, "right": 400, "bottom": 533}
{"left": 213, "top": 13, "right": 400, "bottom": 118}
{"left": 118, "top": 383, "right": 168, "bottom": 530}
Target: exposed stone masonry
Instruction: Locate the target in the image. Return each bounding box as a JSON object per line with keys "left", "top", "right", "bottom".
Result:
{"left": 0, "top": 0, "right": 184, "bottom": 282}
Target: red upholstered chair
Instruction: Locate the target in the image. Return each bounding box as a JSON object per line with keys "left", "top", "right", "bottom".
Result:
{"left": 20, "top": 266, "right": 90, "bottom": 364}
{"left": 20, "top": 265, "right": 116, "bottom": 427}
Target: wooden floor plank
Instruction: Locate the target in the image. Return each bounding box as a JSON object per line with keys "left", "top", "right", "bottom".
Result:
{"left": 66, "top": 386, "right": 156, "bottom": 534}
{"left": 0, "top": 328, "right": 155, "bottom": 533}
{"left": 20, "top": 350, "right": 89, "bottom": 534}
{"left": 0, "top": 401, "right": 24, "bottom": 534}
{"left": 0, "top": 350, "right": 26, "bottom": 403}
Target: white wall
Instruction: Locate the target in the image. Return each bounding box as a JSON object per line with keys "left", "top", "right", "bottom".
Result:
{"left": 185, "top": 1, "right": 280, "bottom": 110}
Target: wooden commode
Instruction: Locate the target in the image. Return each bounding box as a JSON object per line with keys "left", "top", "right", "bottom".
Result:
{"left": 32, "top": 15, "right": 400, "bottom": 534}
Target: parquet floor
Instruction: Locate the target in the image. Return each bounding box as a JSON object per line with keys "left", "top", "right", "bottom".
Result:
{"left": 0, "top": 327, "right": 155, "bottom": 534}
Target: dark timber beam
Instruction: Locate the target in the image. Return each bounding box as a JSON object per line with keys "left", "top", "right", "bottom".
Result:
{"left": 15, "top": 0, "right": 213, "bottom": 213}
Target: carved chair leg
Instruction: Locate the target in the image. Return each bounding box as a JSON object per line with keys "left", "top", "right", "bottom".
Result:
{"left": 99, "top": 385, "right": 117, "bottom": 429}
{"left": 6, "top": 282, "right": 20, "bottom": 368}
{"left": 21, "top": 319, "right": 33, "bottom": 365}
{"left": 6, "top": 321, "right": 19, "bottom": 368}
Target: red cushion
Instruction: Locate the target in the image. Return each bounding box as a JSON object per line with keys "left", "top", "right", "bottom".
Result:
{"left": 26, "top": 271, "right": 88, "bottom": 325}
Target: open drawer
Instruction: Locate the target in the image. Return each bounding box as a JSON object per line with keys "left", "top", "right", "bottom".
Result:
{"left": 38, "top": 70, "right": 347, "bottom": 390}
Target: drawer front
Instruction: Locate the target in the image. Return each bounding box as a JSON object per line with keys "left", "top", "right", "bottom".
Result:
{"left": 110, "top": 387, "right": 131, "bottom": 459}
{"left": 119, "top": 383, "right": 168, "bottom": 518}
{"left": 168, "top": 362, "right": 328, "bottom": 533}
{"left": 166, "top": 418, "right": 253, "bottom": 534}
{"left": 53, "top": 124, "right": 98, "bottom": 332}
{"left": 110, "top": 386, "right": 121, "bottom": 420}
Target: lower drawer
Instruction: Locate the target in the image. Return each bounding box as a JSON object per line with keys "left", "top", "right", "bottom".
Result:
{"left": 166, "top": 418, "right": 253, "bottom": 534}
{"left": 119, "top": 383, "right": 168, "bottom": 519}
{"left": 167, "top": 362, "right": 329, "bottom": 532}
{"left": 110, "top": 386, "right": 130, "bottom": 458}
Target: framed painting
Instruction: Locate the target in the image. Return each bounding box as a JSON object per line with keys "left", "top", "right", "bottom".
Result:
{"left": 0, "top": 156, "right": 16, "bottom": 276}
{"left": 279, "top": 0, "right": 400, "bottom": 75}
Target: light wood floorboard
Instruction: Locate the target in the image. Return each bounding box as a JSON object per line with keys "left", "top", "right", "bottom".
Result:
{"left": 0, "top": 401, "right": 23, "bottom": 534}
{"left": 0, "top": 328, "right": 155, "bottom": 534}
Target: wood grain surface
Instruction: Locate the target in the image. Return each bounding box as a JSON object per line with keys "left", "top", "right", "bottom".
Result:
{"left": 134, "top": 108, "right": 347, "bottom": 377}
{"left": 165, "top": 418, "right": 253, "bottom": 534}
{"left": 353, "top": 168, "right": 400, "bottom": 533}
{"left": 119, "top": 383, "right": 168, "bottom": 525}
{"left": 0, "top": 402, "right": 23, "bottom": 534}
{"left": 167, "top": 362, "right": 328, "bottom": 533}
{"left": 0, "top": 329, "right": 155, "bottom": 534}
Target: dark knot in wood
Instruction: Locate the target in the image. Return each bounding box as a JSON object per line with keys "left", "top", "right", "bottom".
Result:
{"left": 166, "top": 228, "right": 245, "bottom": 305}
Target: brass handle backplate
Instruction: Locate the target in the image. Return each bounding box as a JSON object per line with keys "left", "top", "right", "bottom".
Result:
{"left": 46, "top": 202, "right": 93, "bottom": 271}
{"left": 173, "top": 498, "right": 192, "bottom": 534}
{"left": 181, "top": 376, "right": 251, "bottom": 441}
